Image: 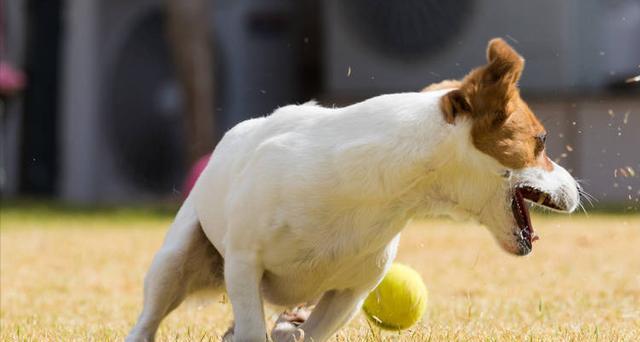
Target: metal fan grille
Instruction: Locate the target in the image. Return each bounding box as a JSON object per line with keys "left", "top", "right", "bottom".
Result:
{"left": 339, "top": 0, "right": 473, "bottom": 60}
{"left": 105, "top": 11, "right": 224, "bottom": 193}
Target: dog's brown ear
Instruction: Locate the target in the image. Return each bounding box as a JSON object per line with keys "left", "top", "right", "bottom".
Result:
{"left": 484, "top": 38, "right": 524, "bottom": 85}
{"left": 440, "top": 89, "right": 471, "bottom": 124}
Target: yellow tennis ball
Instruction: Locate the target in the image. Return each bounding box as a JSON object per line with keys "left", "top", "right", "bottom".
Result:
{"left": 362, "top": 263, "right": 428, "bottom": 330}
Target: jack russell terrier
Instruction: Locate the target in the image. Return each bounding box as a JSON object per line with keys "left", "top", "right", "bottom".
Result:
{"left": 127, "top": 39, "right": 580, "bottom": 342}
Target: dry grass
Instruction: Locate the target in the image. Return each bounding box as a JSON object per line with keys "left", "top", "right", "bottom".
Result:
{"left": 1, "top": 207, "right": 639, "bottom": 341}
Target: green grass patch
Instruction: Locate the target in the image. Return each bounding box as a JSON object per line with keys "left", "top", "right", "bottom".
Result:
{"left": 1, "top": 199, "right": 177, "bottom": 229}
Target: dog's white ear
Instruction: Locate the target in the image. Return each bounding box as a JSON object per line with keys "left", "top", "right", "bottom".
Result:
{"left": 484, "top": 38, "right": 525, "bottom": 85}
{"left": 440, "top": 89, "right": 471, "bottom": 124}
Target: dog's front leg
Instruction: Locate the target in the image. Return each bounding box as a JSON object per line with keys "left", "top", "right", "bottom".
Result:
{"left": 224, "top": 253, "right": 267, "bottom": 342}
{"left": 279, "top": 289, "right": 365, "bottom": 342}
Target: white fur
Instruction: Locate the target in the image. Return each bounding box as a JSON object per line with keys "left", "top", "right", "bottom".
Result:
{"left": 127, "top": 90, "right": 578, "bottom": 342}
{"left": 512, "top": 161, "right": 580, "bottom": 213}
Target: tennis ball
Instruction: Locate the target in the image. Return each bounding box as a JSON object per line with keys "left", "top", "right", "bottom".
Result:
{"left": 362, "top": 263, "right": 428, "bottom": 330}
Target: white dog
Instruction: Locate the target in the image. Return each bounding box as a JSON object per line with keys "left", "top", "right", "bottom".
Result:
{"left": 126, "top": 39, "right": 579, "bottom": 342}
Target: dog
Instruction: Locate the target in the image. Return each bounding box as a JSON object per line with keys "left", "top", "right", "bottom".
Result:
{"left": 126, "top": 38, "right": 580, "bottom": 342}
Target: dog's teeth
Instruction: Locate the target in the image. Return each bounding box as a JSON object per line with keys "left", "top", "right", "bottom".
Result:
{"left": 537, "top": 194, "right": 546, "bottom": 205}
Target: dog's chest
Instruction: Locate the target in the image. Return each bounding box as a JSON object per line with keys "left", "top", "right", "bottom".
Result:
{"left": 261, "top": 235, "right": 400, "bottom": 306}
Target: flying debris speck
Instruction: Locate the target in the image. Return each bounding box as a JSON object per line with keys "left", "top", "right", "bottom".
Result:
{"left": 505, "top": 34, "right": 519, "bottom": 44}
{"left": 347, "top": 66, "right": 352, "bottom": 77}
{"left": 625, "top": 75, "right": 640, "bottom": 83}
{"left": 565, "top": 145, "right": 573, "bottom": 152}
{"left": 614, "top": 167, "right": 637, "bottom": 178}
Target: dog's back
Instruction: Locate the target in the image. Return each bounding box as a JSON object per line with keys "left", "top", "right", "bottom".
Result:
{"left": 190, "top": 92, "right": 449, "bottom": 258}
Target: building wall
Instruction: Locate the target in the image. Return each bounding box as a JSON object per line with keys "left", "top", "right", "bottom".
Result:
{"left": 531, "top": 95, "right": 639, "bottom": 207}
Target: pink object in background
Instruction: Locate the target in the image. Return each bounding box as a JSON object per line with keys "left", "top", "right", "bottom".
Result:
{"left": 182, "top": 153, "right": 211, "bottom": 197}
{"left": 0, "top": 62, "right": 26, "bottom": 96}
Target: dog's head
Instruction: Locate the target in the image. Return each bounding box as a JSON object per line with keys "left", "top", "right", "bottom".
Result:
{"left": 427, "top": 39, "right": 580, "bottom": 256}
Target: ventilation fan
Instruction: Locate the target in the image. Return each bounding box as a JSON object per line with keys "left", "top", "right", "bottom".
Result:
{"left": 60, "top": 0, "right": 302, "bottom": 202}
{"left": 105, "top": 11, "right": 224, "bottom": 192}
{"left": 338, "top": 0, "right": 473, "bottom": 60}
{"left": 324, "top": 0, "right": 637, "bottom": 95}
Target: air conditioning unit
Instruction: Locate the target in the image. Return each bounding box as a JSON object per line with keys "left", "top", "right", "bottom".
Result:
{"left": 60, "top": 0, "right": 302, "bottom": 202}
{"left": 323, "top": 0, "right": 640, "bottom": 205}
{"left": 323, "top": 0, "right": 640, "bottom": 97}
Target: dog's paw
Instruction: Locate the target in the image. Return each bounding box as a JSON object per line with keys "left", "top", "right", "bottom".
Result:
{"left": 271, "top": 324, "right": 304, "bottom": 342}
{"left": 124, "top": 328, "right": 154, "bottom": 342}
{"left": 271, "top": 306, "right": 311, "bottom": 342}
{"left": 276, "top": 306, "right": 311, "bottom": 326}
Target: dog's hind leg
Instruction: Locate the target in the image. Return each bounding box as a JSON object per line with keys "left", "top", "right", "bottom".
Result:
{"left": 126, "top": 197, "right": 224, "bottom": 342}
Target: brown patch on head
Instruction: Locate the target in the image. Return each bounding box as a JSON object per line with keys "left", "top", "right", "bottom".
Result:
{"left": 438, "top": 38, "right": 550, "bottom": 170}
{"left": 421, "top": 79, "right": 462, "bottom": 92}
{"left": 537, "top": 151, "right": 554, "bottom": 172}
{"left": 423, "top": 80, "right": 466, "bottom": 124}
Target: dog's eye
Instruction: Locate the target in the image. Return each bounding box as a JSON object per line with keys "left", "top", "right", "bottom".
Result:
{"left": 537, "top": 133, "right": 546, "bottom": 145}
{"left": 535, "top": 133, "right": 547, "bottom": 153}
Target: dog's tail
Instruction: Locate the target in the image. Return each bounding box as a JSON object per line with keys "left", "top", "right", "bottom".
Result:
{"left": 126, "top": 196, "right": 225, "bottom": 342}
{"left": 161, "top": 195, "right": 225, "bottom": 293}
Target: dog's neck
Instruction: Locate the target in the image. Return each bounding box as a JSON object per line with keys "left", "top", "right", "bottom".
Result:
{"left": 342, "top": 90, "right": 504, "bottom": 225}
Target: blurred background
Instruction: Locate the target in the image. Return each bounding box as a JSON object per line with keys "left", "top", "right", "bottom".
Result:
{"left": 1, "top": 0, "right": 639, "bottom": 209}
{"left": 1, "top": 2, "right": 639, "bottom": 340}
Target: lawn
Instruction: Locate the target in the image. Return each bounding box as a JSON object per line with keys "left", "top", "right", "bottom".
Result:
{"left": 1, "top": 204, "right": 639, "bottom": 341}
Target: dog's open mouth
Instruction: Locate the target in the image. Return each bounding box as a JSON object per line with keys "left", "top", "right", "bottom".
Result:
{"left": 511, "top": 186, "right": 562, "bottom": 250}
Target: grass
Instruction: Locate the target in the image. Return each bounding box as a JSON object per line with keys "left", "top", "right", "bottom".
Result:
{"left": 1, "top": 204, "right": 639, "bottom": 341}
